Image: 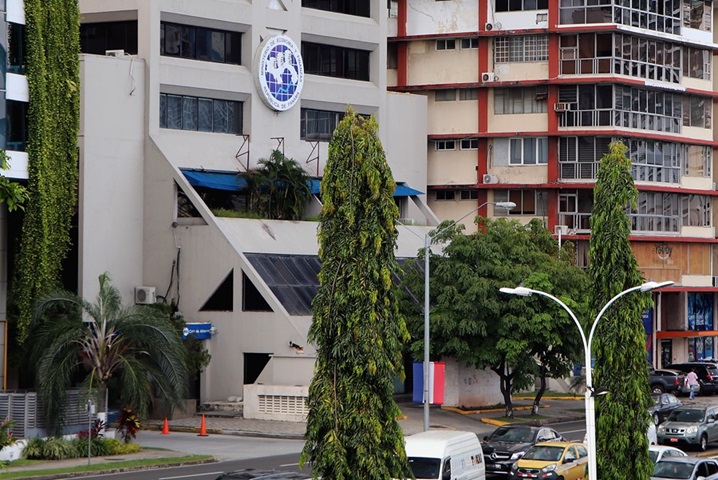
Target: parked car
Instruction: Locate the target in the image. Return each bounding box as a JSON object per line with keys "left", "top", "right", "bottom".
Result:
{"left": 657, "top": 406, "right": 718, "bottom": 451}
{"left": 650, "top": 369, "right": 688, "bottom": 394}
{"left": 649, "top": 445, "right": 688, "bottom": 463}
{"left": 666, "top": 363, "right": 718, "bottom": 395}
{"left": 482, "top": 425, "right": 563, "bottom": 476}
{"left": 650, "top": 393, "right": 684, "bottom": 425}
{"left": 405, "top": 430, "right": 486, "bottom": 480}
{"left": 651, "top": 456, "right": 718, "bottom": 479}
{"left": 508, "top": 442, "right": 588, "bottom": 480}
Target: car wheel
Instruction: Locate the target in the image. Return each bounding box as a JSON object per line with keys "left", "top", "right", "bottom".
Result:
{"left": 651, "top": 385, "right": 665, "bottom": 394}
{"left": 653, "top": 413, "right": 660, "bottom": 425}
{"left": 700, "top": 434, "right": 708, "bottom": 451}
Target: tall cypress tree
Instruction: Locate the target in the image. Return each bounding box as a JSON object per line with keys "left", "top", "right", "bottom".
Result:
{"left": 301, "top": 108, "right": 412, "bottom": 480}
{"left": 589, "top": 141, "right": 653, "bottom": 480}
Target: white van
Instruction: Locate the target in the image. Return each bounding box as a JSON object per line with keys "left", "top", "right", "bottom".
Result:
{"left": 405, "top": 430, "right": 486, "bottom": 480}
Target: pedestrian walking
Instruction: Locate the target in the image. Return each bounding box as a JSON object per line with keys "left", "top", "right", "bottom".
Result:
{"left": 685, "top": 368, "right": 699, "bottom": 400}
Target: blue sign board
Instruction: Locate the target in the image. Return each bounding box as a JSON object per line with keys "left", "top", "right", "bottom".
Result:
{"left": 183, "top": 323, "right": 214, "bottom": 340}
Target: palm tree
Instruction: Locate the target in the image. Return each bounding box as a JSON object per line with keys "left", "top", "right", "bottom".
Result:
{"left": 29, "top": 273, "right": 189, "bottom": 432}
{"left": 247, "top": 149, "right": 311, "bottom": 220}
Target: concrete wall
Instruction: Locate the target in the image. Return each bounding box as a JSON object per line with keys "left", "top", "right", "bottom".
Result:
{"left": 442, "top": 358, "right": 503, "bottom": 407}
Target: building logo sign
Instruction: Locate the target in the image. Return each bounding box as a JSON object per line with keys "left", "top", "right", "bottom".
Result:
{"left": 254, "top": 35, "right": 304, "bottom": 111}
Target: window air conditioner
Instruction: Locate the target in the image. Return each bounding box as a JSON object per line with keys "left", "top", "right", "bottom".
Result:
{"left": 482, "top": 173, "right": 499, "bottom": 184}
{"left": 482, "top": 72, "right": 498, "bottom": 82}
{"left": 554, "top": 102, "right": 570, "bottom": 112}
{"left": 105, "top": 49, "right": 126, "bottom": 57}
{"left": 554, "top": 225, "right": 569, "bottom": 235}
{"left": 134, "top": 286, "right": 156, "bottom": 305}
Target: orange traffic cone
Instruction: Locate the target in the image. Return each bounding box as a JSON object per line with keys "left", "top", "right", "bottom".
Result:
{"left": 198, "top": 414, "right": 208, "bottom": 437}
{"left": 161, "top": 418, "right": 170, "bottom": 435}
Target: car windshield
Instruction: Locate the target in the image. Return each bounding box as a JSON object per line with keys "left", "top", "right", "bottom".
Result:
{"left": 667, "top": 409, "right": 704, "bottom": 422}
{"left": 522, "top": 446, "right": 564, "bottom": 461}
{"left": 408, "top": 457, "right": 440, "bottom": 479}
{"left": 652, "top": 461, "right": 695, "bottom": 479}
{"left": 489, "top": 427, "right": 535, "bottom": 443}
{"left": 652, "top": 395, "right": 661, "bottom": 405}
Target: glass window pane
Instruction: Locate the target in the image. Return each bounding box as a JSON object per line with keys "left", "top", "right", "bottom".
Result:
{"left": 159, "top": 94, "right": 167, "bottom": 128}
{"left": 182, "top": 96, "right": 198, "bottom": 130}
{"left": 196, "top": 28, "right": 211, "bottom": 61}
{"left": 165, "top": 24, "right": 181, "bottom": 56}
{"left": 211, "top": 31, "right": 225, "bottom": 62}
{"left": 213, "top": 100, "right": 229, "bottom": 133}
{"left": 510, "top": 139, "right": 522, "bottom": 164}
{"left": 524, "top": 138, "right": 537, "bottom": 164}
{"left": 180, "top": 26, "right": 195, "bottom": 58}
{"left": 198, "top": 98, "right": 213, "bottom": 132}
{"left": 167, "top": 95, "right": 182, "bottom": 129}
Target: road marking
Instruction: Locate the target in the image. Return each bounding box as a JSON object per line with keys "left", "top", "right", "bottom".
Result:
{"left": 160, "top": 472, "right": 224, "bottom": 479}
{"left": 281, "top": 462, "right": 300, "bottom": 467}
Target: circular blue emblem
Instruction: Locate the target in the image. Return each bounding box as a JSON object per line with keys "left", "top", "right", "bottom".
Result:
{"left": 254, "top": 35, "right": 304, "bottom": 111}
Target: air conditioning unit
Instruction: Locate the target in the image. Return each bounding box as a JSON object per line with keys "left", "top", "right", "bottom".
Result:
{"left": 134, "top": 286, "right": 156, "bottom": 305}
{"left": 554, "top": 102, "right": 571, "bottom": 112}
{"left": 482, "top": 173, "right": 499, "bottom": 184}
{"left": 105, "top": 49, "right": 126, "bottom": 57}
{"left": 482, "top": 72, "right": 498, "bottom": 82}
{"left": 554, "top": 225, "right": 569, "bottom": 235}
{"left": 485, "top": 22, "right": 494, "bottom": 31}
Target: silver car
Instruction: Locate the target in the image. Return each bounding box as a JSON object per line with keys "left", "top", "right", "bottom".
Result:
{"left": 657, "top": 406, "right": 718, "bottom": 451}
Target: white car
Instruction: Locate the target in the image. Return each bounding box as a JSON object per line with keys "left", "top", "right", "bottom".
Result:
{"left": 649, "top": 445, "right": 687, "bottom": 463}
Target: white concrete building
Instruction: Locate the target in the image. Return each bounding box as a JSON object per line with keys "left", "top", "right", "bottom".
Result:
{"left": 76, "top": 0, "right": 432, "bottom": 417}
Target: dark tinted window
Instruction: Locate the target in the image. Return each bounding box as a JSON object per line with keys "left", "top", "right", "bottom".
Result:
{"left": 80, "top": 21, "right": 138, "bottom": 55}
{"left": 302, "top": 0, "right": 370, "bottom": 17}
{"left": 160, "top": 22, "right": 241, "bottom": 65}
{"left": 302, "top": 42, "right": 370, "bottom": 81}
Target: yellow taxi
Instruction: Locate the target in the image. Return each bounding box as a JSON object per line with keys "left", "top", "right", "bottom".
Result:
{"left": 508, "top": 441, "right": 588, "bottom": 480}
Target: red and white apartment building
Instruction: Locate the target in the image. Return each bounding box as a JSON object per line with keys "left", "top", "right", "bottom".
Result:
{"left": 388, "top": 0, "right": 718, "bottom": 367}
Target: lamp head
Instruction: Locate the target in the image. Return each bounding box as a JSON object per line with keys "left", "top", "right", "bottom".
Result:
{"left": 640, "top": 280, "right": 675, "bottom": 292}
{"left": 500, "top": 286, "right": 533, "bottom": 297}
{"left": 495, "top": 201, "right": 516, "bottom": 210}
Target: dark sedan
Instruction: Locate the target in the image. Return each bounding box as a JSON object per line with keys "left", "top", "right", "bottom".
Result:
{"left": 483, "top": 425, "right": 563, "bottom": 476}
{"left": 650, "top": 392, "right": 683, "bottom": 425}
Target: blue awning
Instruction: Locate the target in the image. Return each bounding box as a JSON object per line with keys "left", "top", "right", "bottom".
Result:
{"left": 181, "top": 169, "right": 424, "bottom": 197}
{"left": 181, "top": 169, "right": 248, "bottom": 191}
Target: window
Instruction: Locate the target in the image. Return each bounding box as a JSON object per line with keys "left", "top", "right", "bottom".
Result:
{"left": 435, "top": 90, "right": 456, "bottom": 102}
{"left": 682, "top": 194, "right": 711, "bottom": 227}
{"left": 683, "top": 144, "right": 711, "bottom": 177}
{"left": 494, "top": 35, "right": 548, "bottom": 63}
{"left": 683, "top": 47, "right": 711, "bottom": 80}
{"left": 460, "top": 37, "right": 479, "bottom": 49}
{"left": 6, "top": 100, "right": 27, "bottom": 152}
{"left": 683, "top": 0, "right": 712, "bottom": 31}
{"left": 461, "top": 139, "right": 479, "bottom": 150}
{"left": 160, "top": 22, "right": 241, "bottom": 64}
{"left": 509, "top": 137, "right": 547, "bottom": 165}
{"left": 436, "top": 39, "right": 456, "bottom": 50}
{"left": 8, "top": 23, "right": 26, "bottom": 74}
{"left": 631, "top": 192, "right": 680, "bottom": 232}
{"left": 494, "top": 190, "right": 547, "bottom": 216}
{"left": 494, "top": 87, "right": 547, "bottom": 114}
{"left": 436, "top": 190, "right": 456, "bottom": 200}
{"left": 496, "top": 0, "right": 548, "bottom": 11}
{"left": 459, "top": 88, "right": 479, "bottom": 101}
{"left": 159, "top": 93, "right": 242, "bottom": 134}
{"left": 80, "top": 20, "right": 138, "bottom": 55}
{"left": 460, "top": 190, "right": 478, "bottom": 200}
{"left": 683, "top": 96, "right": 712, "bottom": 129}
{"left": 300, "top": 108, "right": 342, "bottom": 141}
{"left": 302, "top": 42, "right": 370, "bottom": 81}
{"left": 435, "top": 140, "right": 456, "bottom": 151}
{"left": 302, "top": 0, "right": 370, "bottom": 17}
{"left": 560, "top": 1, "right": 681, "bottom": 35}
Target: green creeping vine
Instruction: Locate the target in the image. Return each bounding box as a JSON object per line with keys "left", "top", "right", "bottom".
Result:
{"left": 13, "top": 0, "right": 80, "bottom": 342}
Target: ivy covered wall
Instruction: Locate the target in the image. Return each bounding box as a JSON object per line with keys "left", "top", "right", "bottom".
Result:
{"left": 13, "top": 0, "right": 80, "bottom": 342}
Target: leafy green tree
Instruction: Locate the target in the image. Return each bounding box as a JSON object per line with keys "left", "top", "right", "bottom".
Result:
{"left": 246, "top": 149, "right": 311, "bottom": 220}
{"left": 300, "top": 108, "right": 412, "bottom": 480}
{"left": 14, "top": 0, "right": 81, "bottom": 343}
{"left": 28, "top": 273, "right": 189, "bottom": 432}
{"left": 589, "top": 141, "right": 653, "bottom": 480}
{"left": 0, "top": 150, "right": 27, "bottom": 212}
{"left": 401, "top": 218, "right": 587, "bottom": 417}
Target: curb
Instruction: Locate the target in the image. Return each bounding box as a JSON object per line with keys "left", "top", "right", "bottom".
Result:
{"left": 6, "top": 457, "right": 217, "bottom": 479}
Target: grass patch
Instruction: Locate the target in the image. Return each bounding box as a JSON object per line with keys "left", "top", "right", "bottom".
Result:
{"left": 2, "top": 454, "right": 213, "bottom": 479}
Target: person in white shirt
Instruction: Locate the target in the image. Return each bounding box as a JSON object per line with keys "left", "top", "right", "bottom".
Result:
{"left": 685, "top": 368, "right": 699, "bottom": 400}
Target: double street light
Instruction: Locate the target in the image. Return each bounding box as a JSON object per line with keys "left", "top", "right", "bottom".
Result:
{"left": 420, "top": 200, "right": 516, "bottom": 431}
{"left": 500, "top": 280, "right": 674, "bottom": 480}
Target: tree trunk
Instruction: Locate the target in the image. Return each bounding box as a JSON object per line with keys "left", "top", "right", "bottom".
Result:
{"left": 494, "top": 363, "right": 514, "bottom": 418}
{"left": 532, "top": 364, "right": 548, "bottom": 415}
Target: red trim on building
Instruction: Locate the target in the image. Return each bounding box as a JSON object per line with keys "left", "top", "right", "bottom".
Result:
{"left": 657, "top": 330, "right": 718, "bottom": 339}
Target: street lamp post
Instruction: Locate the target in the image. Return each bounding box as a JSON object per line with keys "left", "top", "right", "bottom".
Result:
{"left": 420, "top": 200, "right": 515, "bottom": 431}
{"left": 500, "top": 280, "right": 673, "bottom": 480}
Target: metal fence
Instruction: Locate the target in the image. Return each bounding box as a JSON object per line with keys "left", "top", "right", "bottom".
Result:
{"left": 0, "top": 390, "right": 89, "bottom": 438}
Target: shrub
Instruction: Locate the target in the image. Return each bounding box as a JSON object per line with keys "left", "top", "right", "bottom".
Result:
{"left": 22, "top": 437, "right": 46, "bottom": 459}
{"left": 77, "top": 418, "right": 107, "bottom": 439}
{"left": 73, "top": 437, "right": 110, "bottom": 457}
{"left": 41, "top": 437, "right": 76, "bottom": 460}
{"left": 116, "top": 407, "right": 141, "bottom": 444}
{"left": 108, "top": 440, "right": 141, "bottom": 455}
{"left": 0, "top": 417, "right": 15, "bottom": 450}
